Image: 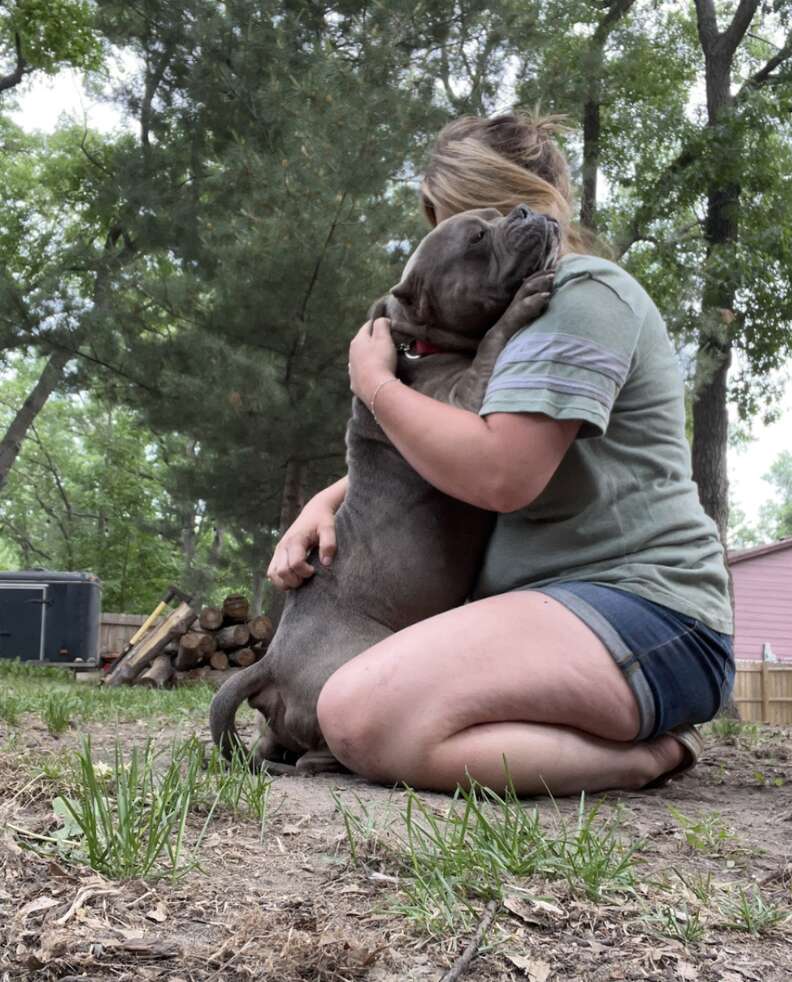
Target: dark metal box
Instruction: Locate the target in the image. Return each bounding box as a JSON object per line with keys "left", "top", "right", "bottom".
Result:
{"left": 0, "top": 571, "right": 101, "bottom": 665}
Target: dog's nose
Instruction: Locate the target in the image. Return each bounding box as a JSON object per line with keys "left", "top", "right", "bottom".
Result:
{"left": 517, "top": 206, "right": 530, "bottom": 220}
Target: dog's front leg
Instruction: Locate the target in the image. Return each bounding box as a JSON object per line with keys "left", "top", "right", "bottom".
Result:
{"left": 447, "top": 269, "right": 555, "bottom": 411}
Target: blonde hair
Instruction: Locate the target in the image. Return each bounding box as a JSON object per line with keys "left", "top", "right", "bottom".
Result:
{"left": 422, "top": 111, "right": 596, "bottom": 255}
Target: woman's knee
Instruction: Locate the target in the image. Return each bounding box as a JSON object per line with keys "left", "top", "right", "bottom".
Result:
{"left": 317, "top": 668, "right": 396, "bottom": 778}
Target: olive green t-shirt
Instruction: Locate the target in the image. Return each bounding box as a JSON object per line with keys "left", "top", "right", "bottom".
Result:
{"left": 474, "top": 253, "right": 733, "bottom": 635}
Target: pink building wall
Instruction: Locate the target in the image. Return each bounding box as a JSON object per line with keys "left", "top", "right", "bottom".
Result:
{"left": 730, "top": 541, "right": 792, "bottom": 662}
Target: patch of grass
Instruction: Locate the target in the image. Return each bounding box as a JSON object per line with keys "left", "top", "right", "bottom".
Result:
{"left": 706, "top": 716, "right": 743, "bottom": 740}
{"left": 0, "top": 693, "right": 22, "bottom": 726}
{"left": 336, "top": 781, "right": 641, "bottom": 935}
{"left": 667, "top": 805, "right": 737, "bottom": 856}
{"left": 41, "top": 692, "right": 77, "bottom": 736}
{"left": 673, "top": 868, "right": 715, "bottom": 904}
{"left": 645, "top": 902, "right": 706, "bottom": 944}
{"left": 198, "top": 740, "right": 272, "bottom": 836}
{"left": 719, "top": 886, "right": 790, "bottom": 935}
{"left": 0, "top": 659, "right": 227, "bottom": 726}
{"left": 14, "top": 737, "right": 226, "bottom": 880}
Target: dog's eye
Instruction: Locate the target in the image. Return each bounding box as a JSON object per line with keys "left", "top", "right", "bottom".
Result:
{"left": 470, "top": 228, "right": 487, "bottom": 244}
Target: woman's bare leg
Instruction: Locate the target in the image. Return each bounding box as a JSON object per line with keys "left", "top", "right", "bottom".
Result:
{"left": 317, "top": 592, "right": 684, "bottom": 795}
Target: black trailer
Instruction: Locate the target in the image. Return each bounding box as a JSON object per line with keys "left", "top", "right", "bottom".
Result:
{"left": 0, "top": 571, "right": 101, "bottom": 667}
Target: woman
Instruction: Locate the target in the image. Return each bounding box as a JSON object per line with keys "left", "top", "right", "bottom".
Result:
{"left": 267, "top": 113, "right": 735, "bottom": 796}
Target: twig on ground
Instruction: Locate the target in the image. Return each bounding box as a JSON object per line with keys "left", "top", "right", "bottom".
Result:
{"left": 438, "top": 899, "right": 499, "bottom": 982}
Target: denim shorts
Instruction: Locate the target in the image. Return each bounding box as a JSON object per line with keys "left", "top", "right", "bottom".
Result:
{"left": 536, "top": 581, "right": 735, "bottom": 741}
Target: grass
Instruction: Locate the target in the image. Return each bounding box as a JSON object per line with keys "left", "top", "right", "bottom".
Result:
{"left": 645, "top": 902, "right": 707, "bottom": 944}
{"left": 41, "top": 692, "right": 77, "bottom": 736}
{"left": 11, "top": 735, "right": 272, "bottom": 880}
{"left": 667, "top": 805, "right": 738, "bottom": 856}
{"left": 0, "top": 693, "right": 22, "bottom": 726}
{"left": 335, "top": 781, "right": 641, "bottom": 935}
{"left": 0, "top": 657, "right": 227, "bottom": 728}
{"left": 719, "top": 886, "right": 790, "bottom": 935}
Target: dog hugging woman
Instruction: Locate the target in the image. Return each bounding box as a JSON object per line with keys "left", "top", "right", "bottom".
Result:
{"left": 266, "top": 112, "right": 735, "bottom": 796}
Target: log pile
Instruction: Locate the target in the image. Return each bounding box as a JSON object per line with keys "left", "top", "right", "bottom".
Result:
{"left": 128, "top": 594, "right": 273, "bottom": 690}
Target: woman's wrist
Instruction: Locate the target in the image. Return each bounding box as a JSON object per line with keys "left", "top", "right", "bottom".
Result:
{"left": 311, "top": 475, "right": 348, "bottom": 514}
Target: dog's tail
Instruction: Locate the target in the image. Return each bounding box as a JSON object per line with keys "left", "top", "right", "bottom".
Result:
{"left": 209, "top": 657, "right": 273, "bottom": 768}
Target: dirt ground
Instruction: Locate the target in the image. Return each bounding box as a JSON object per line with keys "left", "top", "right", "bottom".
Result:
{"left": 1, "top": 711, "right": 790, "bottom": 982}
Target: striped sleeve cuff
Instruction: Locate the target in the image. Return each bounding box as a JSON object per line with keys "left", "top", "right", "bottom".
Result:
{"left": 479, "top": 331, "right": 632, "bottom": 436}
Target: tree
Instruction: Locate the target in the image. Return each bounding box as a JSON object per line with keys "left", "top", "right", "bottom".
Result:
{"left": 0, "top": 0, "right": 101, "bottom": 94}
{"left": 0, "top": 360, "right": 183, "bottom": 611}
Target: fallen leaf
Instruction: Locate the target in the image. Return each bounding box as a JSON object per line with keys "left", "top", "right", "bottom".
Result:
{"left": 145, "top": 902, "right": 168, "bottom": 923}
{"left": 505, "top": 953, "right": 551, "bottom": 980}
{"left": 676, "top": 961, "right": 699, "bottom": 980}
{"left": 19, "top": 896, "right": 60, "bottom": 918}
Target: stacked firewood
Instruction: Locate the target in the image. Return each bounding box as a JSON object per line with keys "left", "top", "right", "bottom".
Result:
{"left": 135, "top": 594, "right": 273, "bottom": 689}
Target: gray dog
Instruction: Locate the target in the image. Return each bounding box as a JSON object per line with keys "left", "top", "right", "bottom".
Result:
{"left": 210, "top": 204, "right": 560, "bottom": 774}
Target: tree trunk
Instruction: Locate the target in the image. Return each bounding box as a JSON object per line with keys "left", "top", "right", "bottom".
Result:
{"left": 579, "top": 1, "right": 637, "bottom": 231}
{"left": 269, "top": 457, "right": 306, "bottom": 627}
{"left": 279, "top": 458, "right": 305, "bottom": 534}
{"left": 0, "top": 348, "right": 71, "bottom": 492}
{"left": 691, "top": 346, "right": 731, "bottom": 543}
{"left": 251, "top": 566, "right": 267, "bottom": 617}
{"left": 689, "top": 1, "right": 755, "bottom": 544}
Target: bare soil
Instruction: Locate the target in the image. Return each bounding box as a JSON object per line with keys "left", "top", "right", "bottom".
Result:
{"left": 1, "top": 712, "right": 790, "bottom": 982}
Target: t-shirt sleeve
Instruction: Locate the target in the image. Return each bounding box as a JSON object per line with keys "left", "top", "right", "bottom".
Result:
{"left": 479, "top": 271, "right": 642, "bottom": 438}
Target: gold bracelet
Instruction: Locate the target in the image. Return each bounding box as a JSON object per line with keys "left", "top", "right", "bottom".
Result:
{"left": 370, "top": 378, "right": 400, "bottom": 422}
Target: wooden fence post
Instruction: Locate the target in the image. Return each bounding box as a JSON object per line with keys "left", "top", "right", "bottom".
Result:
{"left": 761, "top": 658, "right": 770, "bottom": 723}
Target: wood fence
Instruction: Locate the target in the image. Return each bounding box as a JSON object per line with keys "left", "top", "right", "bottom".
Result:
{"left": 733, "top": 659, "right": 792, "bottom": 724}
{"left": 99, "top": 612, "right": 148, "bottom": 660}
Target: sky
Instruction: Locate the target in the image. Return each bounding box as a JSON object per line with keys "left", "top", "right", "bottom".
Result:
{"left": 8, "top": 69, "right": 792, "bottom": 528}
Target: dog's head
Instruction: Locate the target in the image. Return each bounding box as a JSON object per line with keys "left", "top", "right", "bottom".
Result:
{"left": 382, "top": 204, "right": 560, "bottom": 353}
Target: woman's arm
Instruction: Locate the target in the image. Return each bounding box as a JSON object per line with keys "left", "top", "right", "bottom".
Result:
{"left": 267, "top": 475, "right": 348, "bottom": 590}
{"left": 349, "top": 320, "right": 580, "bottom": 512}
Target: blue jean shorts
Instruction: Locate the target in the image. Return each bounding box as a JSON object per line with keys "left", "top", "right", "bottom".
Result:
{"left": 536, "top": 581, "right": 735, "bottom": 741}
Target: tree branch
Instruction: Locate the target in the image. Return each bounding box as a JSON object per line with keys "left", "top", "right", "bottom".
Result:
{"left": 738, "top": 29, "right": 792, "bottom": 96}
{"left": 720, "top": 0, "right": 761, "bottom": 58}
{"left": 0, "top": 32, "right": 29, "bottom": 95}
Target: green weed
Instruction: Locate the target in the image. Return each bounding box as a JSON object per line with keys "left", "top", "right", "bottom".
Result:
{"left": 673, "top": 868, "right": 715, "bottom": 904}
{"left": 719, "top": 887, "right": 790, "bottom": 935}
{"left": 30, "top": 737, "right": 215, "bottom": 880}
{"left": 336, "top": 781, "right": 641, "bottom": 936}
{"left": 0, "top": 694, "right": 22, "bottom": 726}
{"left": 198, "top": 740, "right": 272, "bottom": 836}
{"left": 41, "top": 692, "right": 77, "bottom": 736}
{"left": 667, "top": 805, "right": 736, "bottom": 855}
{"left": 646, "top": 902, "right": 706, "bottom": 944}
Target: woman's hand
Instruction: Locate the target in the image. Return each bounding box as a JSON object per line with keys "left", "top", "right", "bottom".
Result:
{"left": 267, "top": 492, "right": 339, "bottom": 591}
{"left": 349, "top": 317, "right": 398, "bottom": 405}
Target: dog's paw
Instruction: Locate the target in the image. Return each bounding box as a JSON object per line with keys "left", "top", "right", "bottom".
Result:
{"left": 497, "top": 270, "right": 555, "bottom": 333}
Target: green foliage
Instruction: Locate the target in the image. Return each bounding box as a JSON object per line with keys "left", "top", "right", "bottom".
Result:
{"left": 335, "top": 782, "right": 640, "bottom": 935}
{"left": 51, "top": 737, "right": 213, "bottom": 880}
{"left": 40, "top": 691, "right": 76, "bottom": 737}
{"left": 1, "top": 0, "right": 791, "bottom": 586}
{"left": 718, "top": 886, "right": 790, "bottom": 935}
{"left": 0, "top": 658, "right": 220, "bottom": 722}
{"left": 728, "top": 450, "right": 792, "bottom": 547}
{"left": 1, "top": 0, "right": 102, "bottom": 79}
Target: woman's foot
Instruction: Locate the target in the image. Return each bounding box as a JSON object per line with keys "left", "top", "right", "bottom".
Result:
{"left": 642, "top": 725, "right": 704, "bottom": 789}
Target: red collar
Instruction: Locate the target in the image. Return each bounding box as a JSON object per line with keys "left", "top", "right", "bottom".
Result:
{"left": 412, "top": 338, "right": 445, "bottom": 356}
